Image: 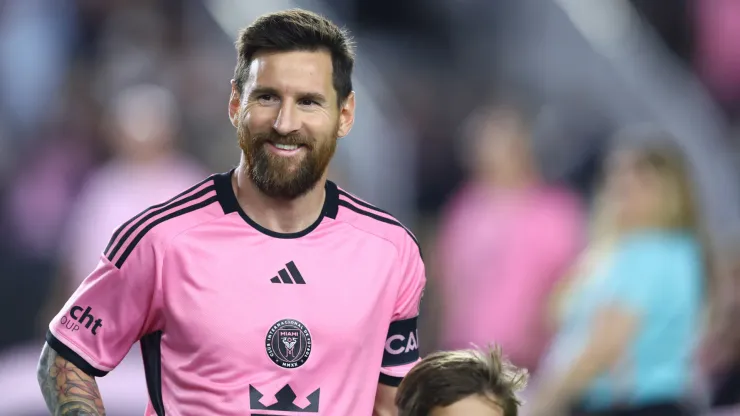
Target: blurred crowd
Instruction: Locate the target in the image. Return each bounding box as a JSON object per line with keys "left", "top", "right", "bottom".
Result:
{"left": 2, "top": 0, "right": 740, "bottom": 415}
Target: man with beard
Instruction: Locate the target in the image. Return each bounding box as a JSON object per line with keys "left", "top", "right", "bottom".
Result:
{"left": 37, "top": 9, "right": 426, "bottom": 416}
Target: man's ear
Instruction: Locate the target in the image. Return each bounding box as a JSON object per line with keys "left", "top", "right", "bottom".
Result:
{"left": 228, "top": 79, "right": 241, "bottom": 128}
{"left": 337, "top": 91, "right": 356, "bottom": 138}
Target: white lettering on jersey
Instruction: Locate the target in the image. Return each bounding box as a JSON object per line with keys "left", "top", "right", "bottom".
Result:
{"left": 384, "top": 330, "right": 419, "bottom": 355}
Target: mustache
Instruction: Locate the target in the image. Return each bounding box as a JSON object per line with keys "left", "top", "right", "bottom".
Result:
{"left": 252, "top": 132, "right": 314, "bottom": 149}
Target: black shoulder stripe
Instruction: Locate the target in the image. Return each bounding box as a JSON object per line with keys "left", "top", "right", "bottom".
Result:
{"left": 107, "top": 185, "right": 215, "bottom": 262}
{"left": 337, "top": 191, "right": 419, "bottom": 243}
{"left": 337, "top": 199, "right": 422, "bottom": 256}
{"left": 337, "top": 189, "right": 391, "bottom": 216}
{"left": 115, "top": 196, "right": 218, "bottom": 268}
{"left": 46, "top": 330, "right": 108, "bottom": 378}
{"left": 104, "top": 176, "right": 215, "bottom": 256}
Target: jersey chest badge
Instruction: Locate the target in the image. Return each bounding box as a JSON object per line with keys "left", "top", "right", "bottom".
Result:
{"left": 265, "top": 319, "right": 312, "bottom": 369}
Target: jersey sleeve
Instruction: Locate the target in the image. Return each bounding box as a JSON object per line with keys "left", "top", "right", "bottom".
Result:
{"left": 46, "top": 233, "right": 163, "bottom": 377}
{"left": 380, "top": 233, "right": 426, "bottom": 387}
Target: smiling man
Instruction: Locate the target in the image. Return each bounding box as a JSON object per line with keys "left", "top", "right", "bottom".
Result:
{"left": 38, "top": 9, "right": 425, "bottom": 416}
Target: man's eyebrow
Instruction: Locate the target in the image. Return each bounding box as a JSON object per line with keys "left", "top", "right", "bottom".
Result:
{"left": 299, "top": 92, "right": 328, "bottom": 103}
{"left": 248, "top": 86, "right": 280, "bottom": 98}
{"left": 247, "top": 87, "right": 328, "bottom": 104}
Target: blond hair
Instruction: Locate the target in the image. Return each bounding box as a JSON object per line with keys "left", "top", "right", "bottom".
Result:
{"left": 592, "top": 141, "right": 699, "bottom": 241}
{"left": 586, "top": 138, "right": 717, "bottom": 322}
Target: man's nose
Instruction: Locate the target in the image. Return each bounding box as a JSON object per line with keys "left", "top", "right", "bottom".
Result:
{"left": 273, "top": 103, "right": 301, "bottom": 136}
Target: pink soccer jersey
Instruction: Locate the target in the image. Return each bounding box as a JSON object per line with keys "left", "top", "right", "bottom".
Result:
{"left": 47, "top": 170, "right": 426, "bottom": 416}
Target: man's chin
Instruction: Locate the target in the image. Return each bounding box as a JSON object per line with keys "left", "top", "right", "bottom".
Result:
{"left": 267, "top": 164, "right": 305, "bottom": 180}
{"left": 257, "top": 179, "right": 319, "bottom": 200}
{"left": 263, "top": 151, "right": 308, "bottom": 169}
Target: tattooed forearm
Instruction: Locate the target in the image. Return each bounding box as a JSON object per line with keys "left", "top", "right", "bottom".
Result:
{"left": 57, "top": 401, "right": 102, "bottom": 415}
{"left": 38, "top": 343, "right": 60, "bottom": 411}
{"left": 37, "top": 343, "right": 106, "bottom": 415}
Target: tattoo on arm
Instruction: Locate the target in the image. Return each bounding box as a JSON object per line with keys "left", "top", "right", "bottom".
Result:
{"left": 38, "top": 343, "right": 106, "bottom": 415}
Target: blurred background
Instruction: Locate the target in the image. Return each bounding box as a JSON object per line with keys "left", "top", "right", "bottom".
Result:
{"left": 2, "top": 0, "right": 740, "bottom": 415}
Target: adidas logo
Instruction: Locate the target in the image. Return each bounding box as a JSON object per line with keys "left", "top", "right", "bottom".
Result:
{"left": 270, "top": 261, "right": 306, "bottom": 285}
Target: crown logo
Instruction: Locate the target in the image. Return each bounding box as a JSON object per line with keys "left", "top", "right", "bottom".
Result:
{"left": 249, "top": 384, "right": 320, "bottom": 413}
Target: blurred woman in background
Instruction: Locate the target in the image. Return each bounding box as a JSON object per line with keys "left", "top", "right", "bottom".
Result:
{"left": 530, "top": 130, "right": 709, "bottom": 416}
{"left": 433, "top": 102, "right": 584, "bottom": 375}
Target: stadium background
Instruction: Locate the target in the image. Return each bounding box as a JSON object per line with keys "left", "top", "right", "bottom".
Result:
{"left": 1, "top": 0, "right": 740, "bottom": 414}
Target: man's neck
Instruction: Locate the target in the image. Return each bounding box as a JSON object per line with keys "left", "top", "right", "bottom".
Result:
{"left": 232, "top": 165, "right": 327, "bottom": 234}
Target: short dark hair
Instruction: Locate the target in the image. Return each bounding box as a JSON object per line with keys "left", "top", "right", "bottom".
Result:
{"left": 233, "top": 9, "right": 355, "bottom": 106}
{"left": 396, "top": 346, "right": 528, "bottom": 416}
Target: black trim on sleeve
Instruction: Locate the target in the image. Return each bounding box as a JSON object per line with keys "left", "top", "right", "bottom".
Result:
{"left": 45, "top": 330, "right": 108, "bottom": 378}
{"left": 379, "top": 373, "right": 403, "bottom": 387}
{"left": 382, "top": 317, "right": 420, "bottom": 367}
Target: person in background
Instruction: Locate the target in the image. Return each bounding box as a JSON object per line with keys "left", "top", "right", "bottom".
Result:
{"left": 37, "top": 10, "right": 425, "bottom": 415}
{"left": 61, "top": 83, "right": 207, "bottom": 291}
{"left": 530, "top": 130, "right": 708, "bottom": 416}
{"left": 39, "top": 83, "right": 206, "bottom": 414}
{"left": 434, "top": 102, "right": 585, "bottom": 374}
{"left": 395, "top": 345, "right": 528, "bottom": 416}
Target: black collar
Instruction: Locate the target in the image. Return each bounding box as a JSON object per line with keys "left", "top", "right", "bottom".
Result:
{"left": 213, "top": 168, "right": 338, "bottom": 239}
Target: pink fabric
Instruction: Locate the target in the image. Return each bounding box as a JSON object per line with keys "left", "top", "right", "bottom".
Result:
{"left": 695, "top": 0, "right": 740, "bottom": 103}
{"left": 52, "top": 156, "right": 206, "bottom": 414}
{"left": 49, "top": 172, "right": 426, "bottom": 416}
{"left": 63, "top": 156, "right": 207, "bottom": 286}
{"left": 437, "top": 183, "right": 584, "bottom": 371}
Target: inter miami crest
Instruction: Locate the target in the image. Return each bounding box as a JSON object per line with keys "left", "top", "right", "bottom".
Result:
{"left": 265, "top": 319, "right": 312, "bottom": 369}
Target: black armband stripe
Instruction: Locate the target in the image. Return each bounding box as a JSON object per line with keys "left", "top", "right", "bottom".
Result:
{"left": 382, "top": 316, "right": 420, "bottom": 367}
{"left": 379, "top": 373, "right": 403, "bottom": 387}
{"left": 45, "top": 330, "right": 108, "bottom": 378}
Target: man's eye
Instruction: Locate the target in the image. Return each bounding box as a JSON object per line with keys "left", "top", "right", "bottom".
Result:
{"left": 299, "top": 99, "right": 318, "bottom": 106}
{"left": 258, "top": 94, "right": 277, "bottom": 102}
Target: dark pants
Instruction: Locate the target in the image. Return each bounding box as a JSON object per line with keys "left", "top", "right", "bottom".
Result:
{"left": 712, "top": 363, "right": 740, "bottom": 408}
{"left": 572, "top": 402, "right": 693, "bottom": 416}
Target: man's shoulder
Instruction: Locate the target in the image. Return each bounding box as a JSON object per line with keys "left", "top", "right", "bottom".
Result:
{"left": 333, "top": 186, "right": 421, "bottom": 257}
{"left": 103, "top": 173, "right": 225, "bottom": 268}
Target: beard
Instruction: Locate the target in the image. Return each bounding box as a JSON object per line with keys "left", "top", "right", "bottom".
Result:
{"left": 238, "top": 122, "right": 338, "bottom": 200}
